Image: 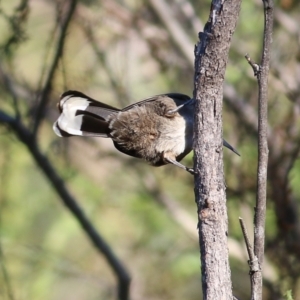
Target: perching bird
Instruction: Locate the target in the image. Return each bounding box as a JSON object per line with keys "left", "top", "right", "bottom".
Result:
{"left": 53, "top": 91, "right": 239, "bottom": 174}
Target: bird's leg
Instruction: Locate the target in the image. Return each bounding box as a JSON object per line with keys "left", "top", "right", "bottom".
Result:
{"left": 165, "top": 99, "right": 195, "bottom": 117}
{"left": 164, "top": 155, "right": 195, "bottom": 175}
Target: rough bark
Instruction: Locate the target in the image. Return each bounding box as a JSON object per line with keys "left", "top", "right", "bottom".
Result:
{"left": 193, "top": 0, "right": 242, "bottom": 299}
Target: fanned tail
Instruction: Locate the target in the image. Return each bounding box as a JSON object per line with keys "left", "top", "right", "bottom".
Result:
{"left": 53, "top": 90, "right": 120, "bottom": 137}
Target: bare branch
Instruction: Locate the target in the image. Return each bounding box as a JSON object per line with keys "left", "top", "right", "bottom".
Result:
{"left": 149, "top": 0, "right": 194, "bottom": 64}
{"left": 32, "top": 0, "right": 78, "bottom": 137}
{"left": 81, "top": 23, "right": 131, "bottom": 107}
{"left": 173, "top": 0, "right": 204, "bottom": 35}
{"left": 239, "top": 217, "right": 258, "bottom": 270}
{"left": 254, "top": 0, "right": 273, "bottom": 273}
{"left": 239, "top": 217, "right": 263, "bottom": 299}
{"left": 0, "top": 64, "right": 21, "bottom": 119}
{"left": 245, "top": 54, "right": 260, "bottom": 77}
{"left": 245, "top": 0, "right": 273, "bottom": 299}
{"left": 0, "top": 110, "right": 131, "bottom": 300}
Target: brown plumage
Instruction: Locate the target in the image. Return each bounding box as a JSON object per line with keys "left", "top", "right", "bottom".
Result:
{"left": 53, "top": 91, "right": 239, "bottom": 173}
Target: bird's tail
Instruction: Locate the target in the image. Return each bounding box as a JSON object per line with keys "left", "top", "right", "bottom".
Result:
{"left": 223, "top": 139, "right": 240, "bottom": 156}
{"left": 53, "top": 90, "right": 120, "bottom": 137}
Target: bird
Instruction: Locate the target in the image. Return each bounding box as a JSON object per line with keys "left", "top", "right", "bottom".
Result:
{"left": 53, "top": 90, "right": 239, "bottom": 174}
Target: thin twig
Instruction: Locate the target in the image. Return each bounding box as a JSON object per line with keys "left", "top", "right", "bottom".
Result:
{"left": 245, "top": 54, "right": 260, "bottom": 77}
{"left": 239, "top": 217, "right": 260, "bottom": 273}
{"left": 149, "top": 0, "right": 194, "bottom": 64}
{"left": 173, "top": 0, "right": 204, "bottom": 35}
{"left": 254, "top": 0, "right": 273, "bottom": 271}
{"left": 82, "top": 23, "right": 130, "bottom": 107}
{"left": 245, "top": 0, "right": 273, "bottom": 299}
{"left": 34, "top": 17, "right": 59, "bottom": 109}
{"left": 0, "top": 64, "right": 21, "bottom": 119}
{"left": 32, "top": 0, "right": 78, "bottom": 137}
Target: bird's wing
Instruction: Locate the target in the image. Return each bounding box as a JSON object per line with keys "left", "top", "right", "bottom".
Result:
{"left": 121, "top": 93, "right": 191, "bottom": 112}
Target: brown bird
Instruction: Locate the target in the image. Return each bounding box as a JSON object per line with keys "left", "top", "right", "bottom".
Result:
{"left": 53, "top": 91, "right": 239, "bottom": 174}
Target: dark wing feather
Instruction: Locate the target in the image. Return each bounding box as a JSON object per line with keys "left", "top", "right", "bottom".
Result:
{"left": 121, "top": 93, "right": 191, "bottom": 112}
{"left": 61, "top": 90, "right": 120, "bottom": 111}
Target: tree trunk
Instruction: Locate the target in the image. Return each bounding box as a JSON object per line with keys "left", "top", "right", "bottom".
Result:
{"left": 193, "top": 0, "right": 242, "bottom": 299}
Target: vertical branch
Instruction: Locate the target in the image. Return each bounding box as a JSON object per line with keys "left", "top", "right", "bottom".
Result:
{"left": 244, "top": 1, "right": 273, "bottom": 299}
{"left": 254, "top": 0, "right": 273, "bottom": 267}
{"left": 254, "top": 0, "right": 273, "bottom": 297}
{"left": 193, "top": 0, "right": 241, "bottom": 299}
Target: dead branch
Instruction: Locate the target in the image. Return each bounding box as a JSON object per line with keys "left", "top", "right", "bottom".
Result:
{"left": 253, "top": 0, "right": 273, "bottom": 295}
{"left": 243, "top": 0, "right": 273, "bottom": 299}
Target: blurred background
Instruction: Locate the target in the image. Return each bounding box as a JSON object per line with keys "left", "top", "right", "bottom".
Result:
{"left": 0, "top": 0, "right": 300, "bottom": 299}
